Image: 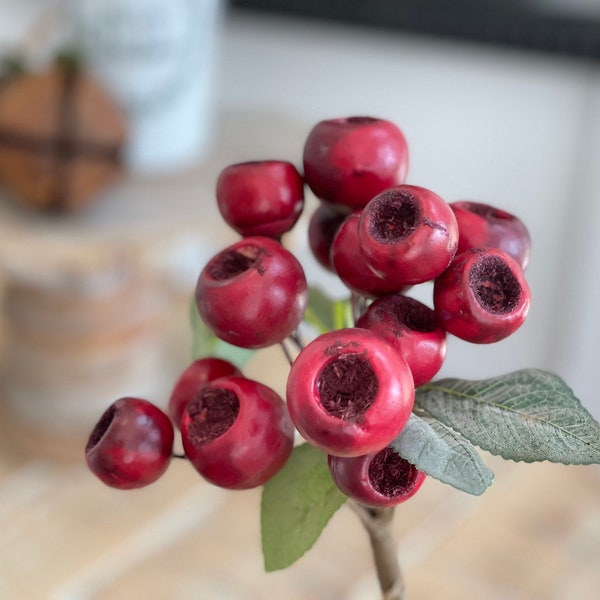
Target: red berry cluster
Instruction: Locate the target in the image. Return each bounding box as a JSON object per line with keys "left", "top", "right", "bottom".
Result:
{"left": 85, "top": 116, "right": 531, "bottom": 509}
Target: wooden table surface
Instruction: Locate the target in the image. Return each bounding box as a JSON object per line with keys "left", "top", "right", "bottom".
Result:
{"left": 0, "top": 297, "right": 599, "bottom": 600}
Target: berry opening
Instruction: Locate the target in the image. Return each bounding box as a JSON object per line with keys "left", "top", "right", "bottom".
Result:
{"left": 86, "top": 404, "right": 116, "bottom": 453}
{"left": 207, "top": 245, "right": 262, "bottom": 280}
{"left": 186, "top": 387, "right": 240, "bottom": 446}
{"left": 344, "top": 116, "right": 378, "bottom": 125}
{"left": 369, "top": 447, "right": 418, "bottom": 497}
{"left": 369, "top": 190, "right": 421, "bottom": 243}
{"left": 469, "top": 254, "right": 521, "bottom": 315}
{"left": 462, "top": 202, "right": 513, "bottom": 221}
{"left": 317, "top": 353, "right": 379, "bottom": 422}
{"left": 389, "top": 296, "right": 437, "bottom": 333}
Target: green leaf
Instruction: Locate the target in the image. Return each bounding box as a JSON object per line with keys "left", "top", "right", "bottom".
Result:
{"left": 415, "top": 369, "right": 600, "bottom": 464}
{"left": 391, "top": 412, "right": 494, "bottom": 495}
{"left": 189, "top": 298, "right": 254, "bottom": 369}
{"left": 261, "top": 443, "right": 347, "bottom": 572}
{"left": 303, "top": 286, "right": 351, "bottom": 334}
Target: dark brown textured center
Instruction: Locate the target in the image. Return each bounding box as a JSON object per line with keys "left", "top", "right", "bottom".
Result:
{"left": 369, "top": 190, "right": 421, "bottom": 243}
{"left": 207, "top": 245, "right": 262, "bottom": 280}
{"left": 369, "top": 447, "right": 418, "bottom": 497}
{"left": 86, "top": 404, "right": 116, "bottom": 453}
{"left": 391, "top": 295, "right": 437, "bottom": 332}
{"left": 317, "top": 354, "right": 378, "bottom": 422}
{"left": 469, "top": 254, "right": 521, "bottom": 314}
{"left": 185, "top": 387, "right": 239, "bottom": 446}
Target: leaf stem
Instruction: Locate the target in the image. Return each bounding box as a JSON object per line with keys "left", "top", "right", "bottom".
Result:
{"left": 349, "top": 501, "right": 405, "bottom": 600}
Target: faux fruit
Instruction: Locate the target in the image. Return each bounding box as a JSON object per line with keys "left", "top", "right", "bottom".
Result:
{"left": 328, "top": 447, "right": 426, "bottom": 507}
{"left": 303, "top": 116, "right": 409, "bottom": 210}
{"left": 286, "top": 328, "right": 415, "bottom": 457}
{"left": 85, "top": 397, "right": 174, "bottom": 490}
{"left": 181, "top": 377, "right": 294, "bottom": 489}
{"left": 195, "top": 236, "right": 308, "bottom": 349}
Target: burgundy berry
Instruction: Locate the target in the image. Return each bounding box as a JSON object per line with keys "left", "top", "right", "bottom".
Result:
{"left": 286, "top": 328, "right": 414, "bottom": 457}
{"left": 168, "top": 357, "right": 242, "bottom": 428}
{"left": 216, "top": 160, "right": 304, "bottom": 238}
{"left": 181, "top": 376, "right": 294, "bottom": 489}
{"left": 302, "top": 116, "right": 409, "bottom": 210}
{"left": 85, "top": 397, "right": 174, "bottom": 490}
{"left": 331, "top": 211, "right": 405, "bottom": 298}
{"left": 308, "top": 202, "right": 350, "bottom": 272}
{"left": 450, "top": 201, "right": 531, "bottom": 269}
{"left": 433, "top": 248, "right": 531, "bottom": 344}
{"left": 358, "top": 184, "right": 459, "bottom": 286}
{"left": 328, "top": 447, "right": 426, "bottom": 508}
{"left": 195, "top": 236, "right": 307, "bottom": 349}
{"left": 356, "top": 294, "right": 446, "bottom": 386}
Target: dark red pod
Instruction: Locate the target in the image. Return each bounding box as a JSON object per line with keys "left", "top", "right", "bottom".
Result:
{"left": 307, "top": 202, "right": 350, "bottom": 272}
{"left": 356, "top": 294, "right": 446, "bottom": 386}
{"left": 216, "top": 160, "right": 304, "bottom": 238}
{"left": 433, "top": 248, "right": 531, "bottom": 343}
{"left": 85, "top": 397, "right": 174, "bottom": 490}
{"left": 302, "top": 116, "right": 409, "bottom": 210}
{"left": 358, "top": 185, "right": 459, "bottom": 286}
{"left": 195, "top": 236, "right": 307, "bottom": 349}
{"left": 286, "top": 328, "right": 414, "bottom": 457}
{"left": 181, "top": 377, "right": 294, "bottom": 490}
{"left": 450, "top": 201, "right": 531, "bottom": 269}
{"left": 331, "top": 211, "right": 405, "bottom": 298}
{"left": 168, "top": 357, "right": 242, "bottom": 428}
{"left": 328, "top": 447, "right": 426, "bottom": 507}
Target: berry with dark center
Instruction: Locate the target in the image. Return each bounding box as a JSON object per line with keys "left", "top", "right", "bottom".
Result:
{"left": 195, "top": 236, "right": 308, "bottom": 349}
{"left": 328, "top": 447, "right": 426, "bottom": 507}
{"left": 286, "top": 328, "right": 414, "bottom": 457}
{"left": 85, "top": 397, "right": 174, "bottom": 490}
{"left": 433, "top": 248, "right": 531, "bottom": 343}
{"left": 181, "top": 377, "right": 294, "bottom": 489}
{"left": 356, "top": 294, "right": 447, "bottom": 386}
{"left": 168, "top": 357, "right": 242, "bottom": 428}
{"left": 331, "top": 211, "right": 404, "bottom": 298}
{"left": 302, "top": 116, "right": 409, "bottom": 210}
{"left": 216, "top": 160, "right": 304, "bottom": 238}
{"left": 308, "top": 202, "right": 350, "bottom": 272}
{"left": 450, "top": 201, "right": 531, "bottom": 269}
{"left": 358, "top": 185, "right": 459, "bottom": 286}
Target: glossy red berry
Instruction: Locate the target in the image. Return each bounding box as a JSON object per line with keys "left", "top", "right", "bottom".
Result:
{"left": 433, "top": 248, "right": 531, "bottom": 343}
{"left": 358, "top": 184, "right": 459, "bottom": 286}
{"left": 331, "top": 211, "right": 403, "bottom": 298}
{"left": 450, "top": 201, "right": 531, "bottom": 270}
{"left": 168, "top": 357, "right": 242, "bottom": 428}
{"left": 302, "top": 116, "right": 409, "bottom": 210}
{"left": 181, "top": 376, "right": 294, "bottom": 490}
{"left": 216, "top": 160, "right": 304, "bottom": 238}
{"left": 328, "top": 447, "right": 425, "bottom": 507}
{"left": 356, "top": 294, "right": 446, "bottom": 386}
{"left": 286, "top": 328, "right": 414, "bottom": 457}
{"left": 307, "top": 202, "right": 349, "bottom": 272}
{"left": 85, "top": 397, "right": 174, "bottom": 490}
{"left": 195, "top": 236, "right": 308, "bottom": 349}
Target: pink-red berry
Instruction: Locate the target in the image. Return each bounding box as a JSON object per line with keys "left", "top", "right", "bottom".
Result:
{"left": 286, "top": 328, "right": 414, "bottom": 457}
{"left": 85, "top": 397, "right": 174, "bottom": 490}
{"left": 181, "top": 376, "right": 294, "bottom": 489}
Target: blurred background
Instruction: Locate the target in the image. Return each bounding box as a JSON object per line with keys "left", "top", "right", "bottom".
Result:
{"left": 0, "top": 1, "right": 598, "bottom": 599}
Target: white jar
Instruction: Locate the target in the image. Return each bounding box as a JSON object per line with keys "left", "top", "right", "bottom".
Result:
{"left": 69, "top": 0, "right": 223, "bottom": 174}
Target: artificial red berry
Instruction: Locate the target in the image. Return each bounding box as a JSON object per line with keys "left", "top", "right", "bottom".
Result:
{"left": 307, "top": 202, "right": 350, "bottom": 272}
{"left": 358, "top": 184, "right": 459, "bottom": 286}
{"left": 85, "top": 397, "right": 174, "bottom": 490}
{"left": 216, "top": 160, "right": 304, "bottom": 238}
{"left": 302, "top": 116, "right": 409, "bottom": 210}
{"left": 328, "top": 447, "right": 425, "bottom": 507}
{"left": 450, "top": 200, "right": 531, "bottom": 270}
{"left": 433, "top": 248, "right": 531, "bottom": 343}
{"left": 195, "top": 236, "right": 308, "bottom": 349}
{"left": 168, "top": 357, "right": 242, "bottom": 428}
{"left": 286, "top": 328, "right": 414, "bottom": 457}
{"left": 356, "top": 294, "right": 446, "bottom": 386}
{"left": 181, "top": 376, "right": 294, "bottom": 490}
{"left": 331, "top": 211, "right": 403, "bottom": 298}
